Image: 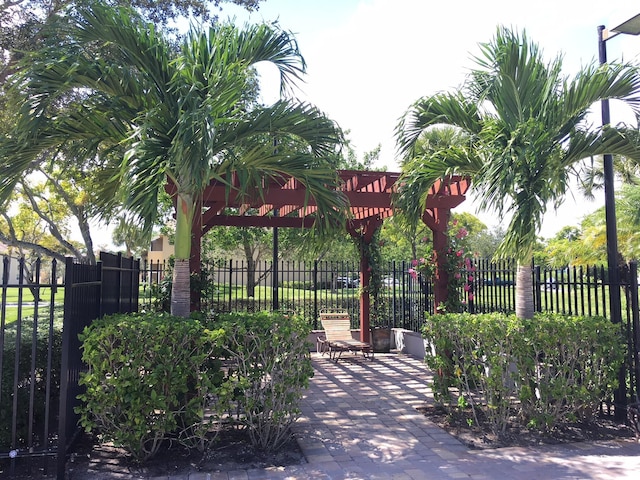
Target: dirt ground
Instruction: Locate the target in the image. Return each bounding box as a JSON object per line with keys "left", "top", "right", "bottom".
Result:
{"left": 2, "top": 429, "right": 305, "bottom": 479}
{"left": 67, "top": 430, "right": 305, "bottom": 479}
{"left": 418, "top": 403, "right": 637, "bottom": 450}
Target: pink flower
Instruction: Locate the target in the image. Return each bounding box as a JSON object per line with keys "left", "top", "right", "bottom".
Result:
{"left": 452, "top": 219, "right": 458, "bottom": 226}
{"left": 411, "top": 259, "right": 419, "bottom": 267}
{"left": 456, "top": 250, "right": 463, "bottom": 257}
{"left": 468, "top": 275, "right": 474, "bottom": 282}
{"left": 408, "top": 268, "right": 418, "bottom": 279}
{"left": 454, "top": 272, "right": 461, "bottom": 280}
{"left": 420, "top": 257, "right": 426, "bottom": 264}
{"left": 468, "top": 293, "right": 475, "bottom": 301}
{"left": 464, "top": 284, "right": 471, "bottom": 292}
{"left": 455, "top": 227, "right": 468, "bottom": 239}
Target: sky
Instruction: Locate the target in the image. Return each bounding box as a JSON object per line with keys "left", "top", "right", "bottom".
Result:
{"left": 216, "top": 0, "right": 640, "bottom": 239}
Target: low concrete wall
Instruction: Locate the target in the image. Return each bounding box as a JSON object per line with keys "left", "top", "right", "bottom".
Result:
{"left": 391, "top": 328, "right": 432, "bottom": 360}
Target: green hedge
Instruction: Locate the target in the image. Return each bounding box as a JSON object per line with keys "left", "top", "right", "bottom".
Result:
{"left": 77, "top": 313, "right": 225, "bottom": 461}
{"left": 423, "top": 312, "right": 625, "bottom": 435}
{"left": 215, "top": 311, "right": 313, "bottom": 451}
{"left": 77, "top": 311, "right": 313, "bottom": 462}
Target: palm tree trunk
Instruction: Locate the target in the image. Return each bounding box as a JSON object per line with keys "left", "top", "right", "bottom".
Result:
{"left": 515, "top": 261, "right": 535, "bottom": 319}
{"left": 171, "top": 192, "right": 195, "bottom": 317}
{"left": 172, "top": 259, "right": 191, "bottom": 316}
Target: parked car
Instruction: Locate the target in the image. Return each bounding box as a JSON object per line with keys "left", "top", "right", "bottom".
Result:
{"left": 382, "top": 276, "right": 401, "bottom": 287}
{"left": 545, "top": 278, "right": 560, "bottom": 290}
{"left": 484, "top": 276, "right": 515, "bottom": 286}
{"left": 336, "top": 276, "right": 359, "bottom": 288}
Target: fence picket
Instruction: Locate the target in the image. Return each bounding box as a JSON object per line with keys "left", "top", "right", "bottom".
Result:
{"left": 0, "top": 253, "right": 139, "bottom": 479}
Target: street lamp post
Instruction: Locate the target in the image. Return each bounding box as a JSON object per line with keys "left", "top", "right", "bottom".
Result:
{"left": 597, "top": 13, "right": 640, "bottom": 421}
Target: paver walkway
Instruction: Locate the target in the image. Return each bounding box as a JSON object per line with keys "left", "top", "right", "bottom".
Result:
{"left": 73, "top": 353, "right": 640, "bottom": 479}
{"left": 280, "top": 353, "right": 640, "bottom": 480}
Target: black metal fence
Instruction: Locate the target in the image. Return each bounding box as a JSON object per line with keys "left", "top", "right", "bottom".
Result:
{"left": 0, "top": 252, "right": 139, "bottom": 479}
{"left": 3, "top": 253, "right": 638, "bottom": 477}
{"left": 140, "top": 257, "right": 640, "bottom": 407}
{"left": 141, "top": 259, "right": 431, "bottom": 331}
{"left": 140, "top": 258, "right": 635, "bottom": 327}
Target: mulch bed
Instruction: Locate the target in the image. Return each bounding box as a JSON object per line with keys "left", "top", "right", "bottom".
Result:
{"left": 65, "top": 429, "right": 306, "bottom": 479}
{"left": 418, "top": 403, "right": 637, "bottom": 450}
{"left": 2, "top": 428, "right": 306, "bottom": 479}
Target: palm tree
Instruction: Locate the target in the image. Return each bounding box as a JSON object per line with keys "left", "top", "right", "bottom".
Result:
{"left": 395, "top": 27, "right": 640, "bottom": 319}
{"left": 0, "top": 4, "right": 347, "bottom": 317}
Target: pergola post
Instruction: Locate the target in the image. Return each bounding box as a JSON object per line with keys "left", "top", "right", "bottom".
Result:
{"left": 348, "top": 216, "right": 383, "bottom": 343}
{"left": 422, "top": 208, "right": 451, "bottom": 311}
{"left": 359, "top": 248, "right": 371, "bottom": 343}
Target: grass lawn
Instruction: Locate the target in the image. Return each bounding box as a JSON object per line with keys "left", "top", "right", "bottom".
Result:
{"left": 2, "top": 286, "right": 64, "bottom": 325}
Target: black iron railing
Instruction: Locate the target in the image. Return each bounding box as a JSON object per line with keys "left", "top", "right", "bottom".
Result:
{"left": 1, "top": 253, "right": 139, "bottom": 479}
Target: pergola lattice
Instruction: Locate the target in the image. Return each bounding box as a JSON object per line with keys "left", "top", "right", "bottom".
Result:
{"left": 166, "top": 171, "right": 470, "bottom": 342}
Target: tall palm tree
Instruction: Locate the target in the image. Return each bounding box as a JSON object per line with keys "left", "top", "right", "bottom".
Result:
{"left": 0, "top": 4, "right": 348, "bottom": 316}
{"left": 395, "top": 27, "right": 640, "bottom": 319}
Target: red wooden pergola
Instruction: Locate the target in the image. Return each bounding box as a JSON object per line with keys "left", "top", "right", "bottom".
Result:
{"left": 166, "top": 170, "right": 469, "bottom": 342}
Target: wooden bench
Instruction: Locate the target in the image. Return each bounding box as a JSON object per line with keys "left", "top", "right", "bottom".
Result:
{"left": 318, "top": 311, "right": 373, "bottom": 361}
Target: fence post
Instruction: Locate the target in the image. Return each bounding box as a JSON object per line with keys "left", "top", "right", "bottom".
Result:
{"left": 57, "top": 258, "right": 102, "bottom": 479}
{"left": 629, "top": 261, "right": 640, "bottom": 403}
{"left": 534, "top": 265, "right": 542, "bottom": 312}
{"left": 228, "top": 260, "right": 233, "bottom": 312}
{"left": 313, "top": 260, "right": 318, "bottom": 329}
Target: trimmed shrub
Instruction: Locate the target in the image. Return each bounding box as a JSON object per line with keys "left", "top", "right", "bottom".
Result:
{"left": 517, "top": 314, "right": 625, "bottom": 430}
{"left": 423, "top": 313, "right": 521, "bottom": 435}
{"left": 423, "top": 312, "right": 625, "bottom": 436}
{"left": 77, "top": 312, "right": 225, "bottom": 462}
{"left": 214, "top": 311, "right": 313, "bottom": 451}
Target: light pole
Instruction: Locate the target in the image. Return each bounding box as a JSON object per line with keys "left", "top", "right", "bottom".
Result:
{"left": 597, "top": 13, "right": 640, "bottom": 420}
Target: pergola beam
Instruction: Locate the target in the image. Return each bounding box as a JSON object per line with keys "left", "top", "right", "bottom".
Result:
{"left": 165, "top": 172, "right": 470, "bottom": 337}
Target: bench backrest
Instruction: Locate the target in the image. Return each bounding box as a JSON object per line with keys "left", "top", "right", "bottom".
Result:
{"left": 320, "top": 313, "right": 353, "bottom": 342}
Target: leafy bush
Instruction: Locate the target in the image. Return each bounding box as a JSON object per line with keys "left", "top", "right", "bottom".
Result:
{"left": 423, "top": 313, "right": 520, "bottom": 435}
{"left": 77, "top": 310, "right": 313, "bottom": 462}
{"left": 0, "top": 315, "right": 63, "bottom": 449}
{"left": 516, "top": 314, "right": 625, "bottom": 430}
{"left": 214, "top": 311, "right": 313, "bottom": 451}
{"left": 77, "top": 312, "right": 225, "bottom": 462}
{"left": 423, "top": 313, "right": 624, "bottom": 436}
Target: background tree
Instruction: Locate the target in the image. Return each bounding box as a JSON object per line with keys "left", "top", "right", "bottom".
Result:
{"left": 1, "top": 0, "right": 263, "bottom": 82}
{"left": 0, "top": 179, "right": 87, "bottom": 261}
{"left": 112, "top": 215, "right": 152, "bottom": 258}
{"left": 545, "top": 183, "right": 640, "bottom": 267}
{"left": 396, "top": 27, "right": 640, "bottom": 319}
{"left": 0, "top": 0, "right": 264, "bottom": 262}
{"left": 542, "top": 226, "right": 588, "bottom": 267}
